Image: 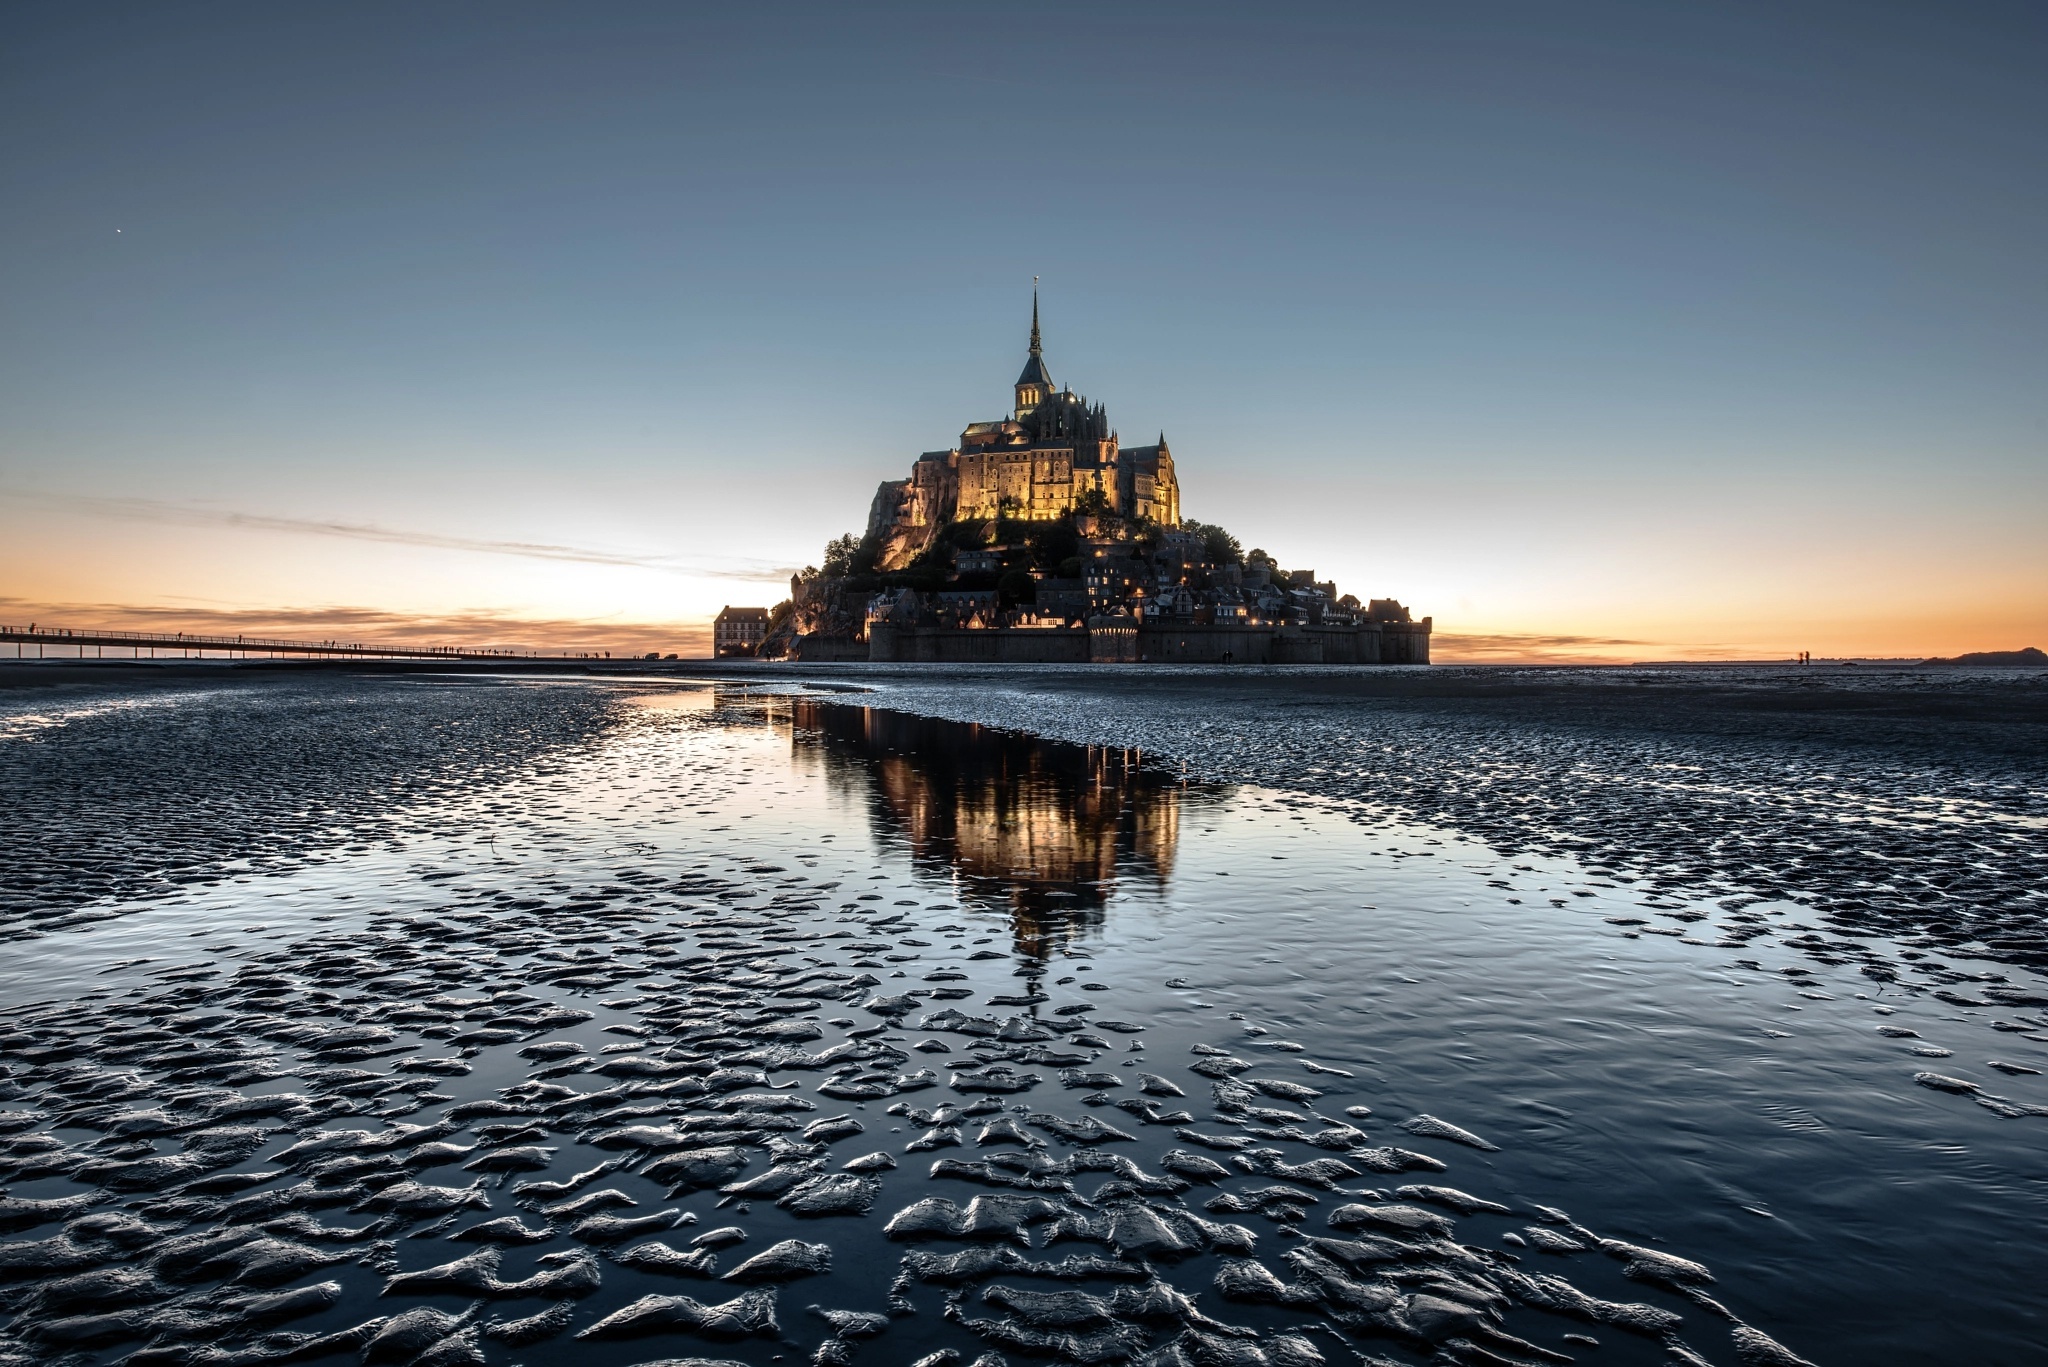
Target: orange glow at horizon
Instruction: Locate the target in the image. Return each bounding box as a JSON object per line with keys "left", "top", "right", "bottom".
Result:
{"left": 3, "top": 481, "right": 2042, "bottom": 666}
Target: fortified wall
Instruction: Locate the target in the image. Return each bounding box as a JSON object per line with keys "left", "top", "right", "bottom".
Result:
{"left": 866, "top": 618, "right": 1432, "bottom": 665}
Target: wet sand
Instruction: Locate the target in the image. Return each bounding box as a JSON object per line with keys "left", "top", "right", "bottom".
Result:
{"left": 1, "top": 670, "right": 2043, "bottom": 1367}
{"left": 781, "top": 663, "right": 2048, "bottom": 972}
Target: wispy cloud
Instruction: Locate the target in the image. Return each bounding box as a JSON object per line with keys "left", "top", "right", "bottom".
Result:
{"left": 1433, "top": 632, "right": 1656, "bottom": 663}
{"left": 0, "top": 596, "right": 713, "bottom": 656}
{"left": 1433, "top": 633, "right": 1793, "bottom": 664}
{"left": 4, "top": 489, "right": 797, "bottom": 584}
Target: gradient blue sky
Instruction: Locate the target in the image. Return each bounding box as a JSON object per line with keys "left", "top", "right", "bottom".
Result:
{"left": 4, "top": 2, "right": 2043, "bottom": 658}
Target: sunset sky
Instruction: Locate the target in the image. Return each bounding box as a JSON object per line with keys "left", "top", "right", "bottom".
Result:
{"left": 3, "top": 3, "right": 2043, "bottom": 661}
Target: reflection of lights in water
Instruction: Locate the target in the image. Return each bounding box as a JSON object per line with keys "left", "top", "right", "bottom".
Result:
{"left": 625, "top": 684, "right": 717, "bottom": 713}
{"left": 781, "top": 698, "right": 1228, "bottom": 957}
{"left": 0, "top": 689, "right": 202, "bottom": 740}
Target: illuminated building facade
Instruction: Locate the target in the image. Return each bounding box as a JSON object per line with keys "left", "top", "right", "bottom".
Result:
{"left": 712, "top": 606, "right": 771, "bottom": 657}
{"left": 867, "top": 294, "right": 1181, "bottom": 572}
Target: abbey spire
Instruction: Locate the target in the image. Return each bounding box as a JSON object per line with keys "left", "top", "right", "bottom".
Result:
{"left": 1014, "top": 288, "right": 1054, "bottom": 417}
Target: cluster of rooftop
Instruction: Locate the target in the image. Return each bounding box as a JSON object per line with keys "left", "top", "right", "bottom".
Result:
{"left": 864, "top": 525, "right": 1417, "bottom": 636}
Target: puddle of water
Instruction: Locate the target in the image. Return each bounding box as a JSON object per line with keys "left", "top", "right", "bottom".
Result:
{"left": 625, "top": 686, "right": 719, "bottom": 714}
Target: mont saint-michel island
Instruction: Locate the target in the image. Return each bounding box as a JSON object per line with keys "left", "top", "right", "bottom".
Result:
{"left": 728, "top": 299, "right": 1431, "bottom": 664}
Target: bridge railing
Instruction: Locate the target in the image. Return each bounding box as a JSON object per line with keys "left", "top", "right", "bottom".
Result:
{"left": 0, "top": 625, "right": 525, "bottom": 658}
{"left": 7, "top": 626, "right": 382, "bottom": 650}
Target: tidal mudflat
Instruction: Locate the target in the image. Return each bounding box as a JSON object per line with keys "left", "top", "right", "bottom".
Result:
{"left": 2, "top": 669, "right": 2044, "bottom": 1367}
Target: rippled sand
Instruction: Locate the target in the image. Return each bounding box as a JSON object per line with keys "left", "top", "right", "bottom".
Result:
{"left": 1, "top": 670, "right": 2043, "bottom": 1367}
{"left": 829, "top": 664, "right": 2048, "bottom": 973}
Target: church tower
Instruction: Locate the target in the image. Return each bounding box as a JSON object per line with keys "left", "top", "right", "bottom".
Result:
{"left": 1014, "top": 290, "right": 1053, "bottom": 418}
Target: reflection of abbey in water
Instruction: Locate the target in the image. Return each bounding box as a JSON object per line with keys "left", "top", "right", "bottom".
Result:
{"left": 788, "top": 700, "right": 1205, "bottom": 955}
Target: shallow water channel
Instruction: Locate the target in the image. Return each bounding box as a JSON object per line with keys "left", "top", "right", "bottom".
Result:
{"left": 1, "top": 675, "right": 2043, "bottom": 1367}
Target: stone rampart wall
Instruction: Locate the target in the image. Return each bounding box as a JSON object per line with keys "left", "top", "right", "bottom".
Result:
{"left": 790, "top": 635, "right": 872, "bottom": 663}
{"left": 862, "top": 619, "right": 1431, "bottom": 665}
{"left": 868, "top": 624, "right": 1091, "bottom": 664}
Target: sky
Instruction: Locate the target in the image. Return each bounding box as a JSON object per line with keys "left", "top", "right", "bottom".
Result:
{"left": 2, "top": 1, "right": 2043, "bottom": 662}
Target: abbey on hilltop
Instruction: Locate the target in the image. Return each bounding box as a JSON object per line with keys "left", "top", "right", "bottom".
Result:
{"left": 761, "top": 295, "right": 1430, "bottom": 665}
{"left": 866, "top": 294, "right": 1180, "bottom": 570}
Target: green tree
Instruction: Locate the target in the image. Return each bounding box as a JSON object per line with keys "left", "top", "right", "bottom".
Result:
{"left": 1026, "top": 517, "right": 1080, "bottom": 570}
{"left": 936, "top": 518, "right": 986, "bottom": 552}
{"left": 822, "top": 533, "right": 862, "bottom": 577}
{"left": 993, "top": 496, "right": 1030, "bottom": 547}
{"left": 997, "top": 569, "right": 1037, "bottom": 606}
{"left": 1183, "top": 519, "right": 1242, "bottom": 566}
{"left": 1128, "top": 515, "right": 1162, "bottom": 558}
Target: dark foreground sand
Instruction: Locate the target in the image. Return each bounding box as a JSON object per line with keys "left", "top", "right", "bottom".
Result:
{"left": 1, "top": 667, "right": 2042, "bottom": 1367}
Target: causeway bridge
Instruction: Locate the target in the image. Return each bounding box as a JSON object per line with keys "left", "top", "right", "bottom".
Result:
{"left": 1, "top": 625, "right": 601, "bottom": 662}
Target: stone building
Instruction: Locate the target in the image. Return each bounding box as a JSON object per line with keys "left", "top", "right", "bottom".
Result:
{"left": 712, "top": 606, "right": 771, "bottom": 657}
{"left": 866, "top": 295, "right": 1181, "bottom": 570}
